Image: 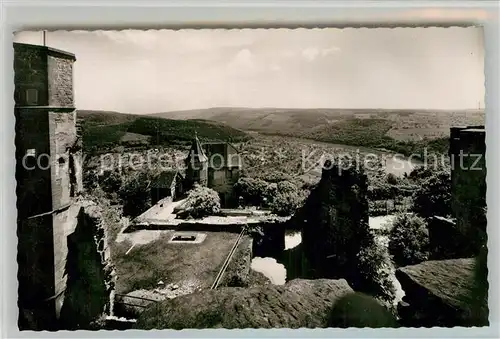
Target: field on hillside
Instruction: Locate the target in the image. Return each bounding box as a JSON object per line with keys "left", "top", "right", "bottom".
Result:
{"left": 240, "top": 134, "right": 403, "bottom": 188}
{"left": 151, "top": 107, "right": 485, "bottom": 155}
{"left": 79, "top": 110, "right": 251, "bottom": 154}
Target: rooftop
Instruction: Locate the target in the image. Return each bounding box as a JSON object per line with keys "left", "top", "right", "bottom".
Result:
{"left": 151, "top": 171, "right": 182, "bottom": 188}
{"left": 14, "top": 42, "right": 76, "bottom": 61}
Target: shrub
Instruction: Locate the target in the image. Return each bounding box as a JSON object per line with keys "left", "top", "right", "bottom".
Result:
{"left": 180, "top": 184, "right": 221, "bottom": 219}
{"left": 118, "top": 172, "right": 151, "bottom": 217}
{"left": 232, "top": 177, "right": 269, "bottom": 206}
{"left": 269, "top": 191, "right": 302, "bottom": 216}
{"left": 412, "top": 171, "right": 451, "bottom": 219}
{"left": 98, "top": 169, "right": 122, "bottom": 194}
{"left": 356, "top": 238, "right": 397, "bottom": 305}
{"left": 262, "top": 183, "right": 278, "bottom": 207}
{"left": 269, "top": 180, "right": 304, "bottom": 216}
{"left": 408, "top": 165, "right": 434, "bottom": 181}
{"left": 388, "top": 213, "right": 429, "bottom": 267}
{"left": 386, "top": 173, "right": 398, "bottom": 185}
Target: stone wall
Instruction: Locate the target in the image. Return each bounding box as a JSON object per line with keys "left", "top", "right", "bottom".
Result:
{"left": 47, "top": 54, "right": 74, "bottom": 107}
{"left": 13, "top": 43, "right": 49, "bottom": 106}
{"left": 17, "top": 215, "right": 58, "bottom": 330}
{"left": 427, "top": 216, "right": 466, "bottom": 260}
{"left": 49, "top": 111, "right": 78, "bottom": 209}
{"left": 449, "top": 127, "right": 487, "bottom": 256}
{"left": 396, "top": 258, "right": 488, "bottom": 327}
{"left": 59, "top": 201, "right": 116, "bottom": 329}
{"left": 219, "top": 236, "right": 253, "bottom": 287}
{"left": 135, "top": 279, "right": 354, "bottom": 329}
{"left": 251, "top": 223, "right": 286, "bottom": 259}
{"left": 52, "top": 205, "right": 81, "bottom": 318}
{"left": 15, "top": 109, "right": 52, "bottom": 217}
{"left": 299, "top": 159, "right": 369, "bottom": 279}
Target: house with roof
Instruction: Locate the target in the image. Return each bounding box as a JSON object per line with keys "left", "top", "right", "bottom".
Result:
{"left": 184, "top": 132, "right": 243, "bottom": 206}
{"left": 150, "top": 170, "right": 185, "bottom": 205}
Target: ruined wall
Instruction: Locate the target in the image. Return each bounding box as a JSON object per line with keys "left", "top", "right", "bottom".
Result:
{"left": 428, "top": 216, "right": 467, "bottom": 260}
{"left": 396, "top": 258, "right": 488, "bottom": 327}
{"left": 59, "top": 202, "right": 116, "bottom": 329}
{"left": 449, "top": 127, "right": 486, "bottom": 256}
{"left": 220, "top": 236, "right": 253, "bottom": 287}
{"left": 300, "top": 159, "right": 370, "bottom": 279}
{"left": 15, "top": 43, "right": 109, "bottom": 330}
{"left": 17, "top": 215, "right": 57, "bottom": 330}
{"left": 47, "top": 53, "right": 74, "bottom": 107}
{"left": 49, "top": 111, "right": 78, "bottom": 208}
{"left": 52, "top": 205, "right": 80, "bottom": 318}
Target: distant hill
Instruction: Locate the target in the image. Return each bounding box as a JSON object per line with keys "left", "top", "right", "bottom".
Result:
{"left": 77, "top": 110, "right": 250, "bottom": 153}
{"left": 150, "top": 107, "right": 485, "bottom": 156}
{"left": 150, "top": 107, "right": 485, "bottom": 141}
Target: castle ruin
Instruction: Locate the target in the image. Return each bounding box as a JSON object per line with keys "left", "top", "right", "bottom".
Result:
{"left": 15, "top": 42, "right": 113, "bottom": 330}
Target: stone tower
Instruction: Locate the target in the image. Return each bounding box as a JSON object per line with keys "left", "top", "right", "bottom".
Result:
{"left": 184, "top": 132, "right": 208, "bottom": 188}
{"left": 14, "top": 42, "right": 83, "bottom": 329}
{"left": 449, "top": 126, "right": 487, "bottom": 256}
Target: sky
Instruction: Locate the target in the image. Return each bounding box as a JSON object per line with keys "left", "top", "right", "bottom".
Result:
{"left": 14, "top": 27, "right": 485, "bottom": 114}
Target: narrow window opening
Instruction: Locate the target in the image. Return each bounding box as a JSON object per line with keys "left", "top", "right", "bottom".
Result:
{"left": 69, "top": 154, "right": 76, "bottom": 197}
{"left": 25, "top": 89, "right": 38, "bottom": 105}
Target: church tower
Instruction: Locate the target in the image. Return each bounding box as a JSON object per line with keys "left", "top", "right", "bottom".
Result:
{"left": 184, "top": 132, "right": 208, "bottom": 188}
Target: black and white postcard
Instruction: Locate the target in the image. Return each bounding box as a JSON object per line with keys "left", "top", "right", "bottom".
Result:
{"left": 13, "top": 27, "right": 487, "bottom": 331}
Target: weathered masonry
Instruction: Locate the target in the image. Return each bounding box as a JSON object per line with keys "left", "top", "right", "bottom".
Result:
{"left": 15, "top": 42, "right": 112, "bottom": 330}
{"left": 449, "top": 126, "right": 487, "bottom": 257}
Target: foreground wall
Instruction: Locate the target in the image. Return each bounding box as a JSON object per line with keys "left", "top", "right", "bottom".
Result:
{"left": 396, "top": 258, "right": 488, "bottom": 327}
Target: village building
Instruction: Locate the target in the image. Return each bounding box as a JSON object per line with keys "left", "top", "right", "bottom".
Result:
{"left": 150, "top": 170, "right": 185, "bottom": 205}
{"left": 184, "top": 132, "right": 243, "bottom": 206}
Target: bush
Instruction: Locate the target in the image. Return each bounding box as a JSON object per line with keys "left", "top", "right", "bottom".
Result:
{"left": 412, "top": 171, "right": 451, "bottom": 219}
{"left": 98, "top": 169, "right": 122, "bottom": 194}
{"left": 270, "top": 191, "right": 302, "bottom": 216}
{"left": 118, "top": 172, "right": 152, "bottom": 217}
{"left": 269, "top": 180, "right": 304, "bottom": 216}
{"left": 356, "top": 238, "right": 397, "bottom": 305}
{"left": 386, "top": 173, "right": 398, "bottom": 185}
{"left": 180, "top": 184, "right": 221, "bottom": 219}
{"left": 232, "top": 177, "right": 269, "bottom": 206}
{"left": 388, "top": 213, "right": 429, "bottom": 267}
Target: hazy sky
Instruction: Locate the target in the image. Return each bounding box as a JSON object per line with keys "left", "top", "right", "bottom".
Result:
{"left": 14, "top": 27, "right": 484, "bottom": 113}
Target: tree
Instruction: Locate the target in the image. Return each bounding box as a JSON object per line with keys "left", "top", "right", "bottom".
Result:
{"left": 98, "top": 169, "right": 122, "bottom": 194}
{"left": 388, "top": 213, "right": 429, "bottom": 267}
{"left": 269, "top": 180, "right": 305, "bottom": 216}
{"left": 356, "top": 237, "right": 397, "bottom": 305}
{"left": 386, "top": 173, "right": 398, "bottom": 185}
{"left": 232, "top": 177, "right": 269, "bottom": 206}
{"left": 412, "top": 171, "right": 451, "bottom": 219}
{"left": 118, "top": 172, "right": 151, "bottom": 218}
{"left": 179, "top": 184, "right": 221, "bottom": 219}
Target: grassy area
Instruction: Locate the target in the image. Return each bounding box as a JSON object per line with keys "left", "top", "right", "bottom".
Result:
{"left": 113, "top": 230, "right": 241, "bottom": 294}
